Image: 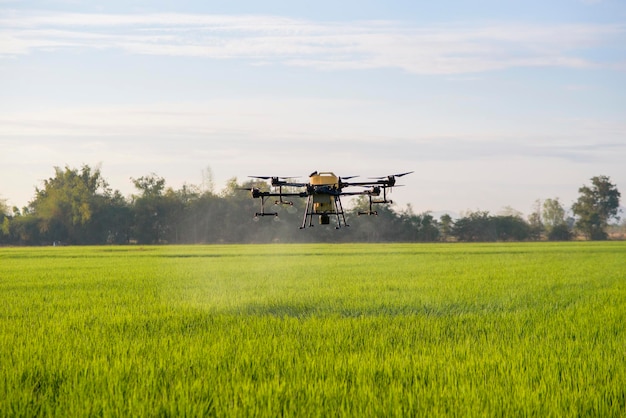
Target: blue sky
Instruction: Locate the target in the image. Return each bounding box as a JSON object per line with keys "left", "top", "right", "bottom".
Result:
{"left": 1, "top": 0, "right": 625, "bottom": 216}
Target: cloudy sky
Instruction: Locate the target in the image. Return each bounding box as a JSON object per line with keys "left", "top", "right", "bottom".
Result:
{"left": 1, "top": 0, "right": 625, "bottom": 216}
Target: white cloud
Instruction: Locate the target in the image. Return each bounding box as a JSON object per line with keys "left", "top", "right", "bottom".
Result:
{"left": 1, "top": 11, "right": 623, "bottom": 74}
{"left": 2, "top": 101, "right": 624, "bottom": 165}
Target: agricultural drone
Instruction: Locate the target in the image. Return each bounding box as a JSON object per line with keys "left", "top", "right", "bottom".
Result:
{"left": 240, "top": 171, "right": 413, "bottom": 229}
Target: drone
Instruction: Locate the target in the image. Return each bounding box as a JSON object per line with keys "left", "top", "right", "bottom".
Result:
{"left": 241, "top": 171, "right": 413, "bottom": 229}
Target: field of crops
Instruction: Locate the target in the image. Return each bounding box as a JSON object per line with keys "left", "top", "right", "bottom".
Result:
{"left": 1, "top": 242, "right": 625, "bottom": 416}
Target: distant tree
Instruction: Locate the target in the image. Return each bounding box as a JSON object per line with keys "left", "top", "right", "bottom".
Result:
{"left": 542, "top": 198, "right": 571, "bottom": 241}
{"left": 29, "top": 165, "right": 119, "bottom": 244}
{"left": 543, "top": 198, "right": 566, "bottom": 228}
{"left": 0, "top": 196, "right": 8, "bottom": 216}
{"left": 494, "top": 215, "right": 531, "bottom": 241}
{"left": 495, "top": 207, "right": 530, "bottom": 241}
{"left": 345, "top": 199, "right": 416, "bottom": 242}
{"left": 416, "top": 212, "right": 439, "bottom": 242}
{"left": 439, "top": 214, "right": 453, "bottom": 241}
{"left": 572, "top": 176, "right": 621, "bottom": 240}
{"left": 0, "top": 199, "right": 8, "bottom": 244}
{"left": 396, "top": 206, "right": 439, "bottom": 242}
{"left": 607, "top": 218, "right": 626, "bottom": 240}
{"left": 160, "top": 187, "right": 188, "bottom": 244}
{"left": 201, "top": 165, "right": 215, "bottom": 194}
{"left": 452, "top": 211, "right": 496, "bottom": 242}
{"left": 0, "top": 217, "right": 8, "bottom": 243}
{"left": 131, "top": 174, "right": 166, "bottom": 198}
{"left": 547, "top": 223, "right": 573, "bottom": 241}
{"left": 101, "top": 190, "right": 132, "bottom": 244}
{"left": 221, "top": 177, "right": 241, "bottom": 198}
{"left": 131, "top": 174, "right": 168, "bottom": 244}
{"left": 451, "top": 211, "right": 531, "bottom": 242}
{"left": 4, "top": 214, "right": 41, "bottom": 245}
{"left": 498, "top": 206, "right": 524, "bottom": 218}
{"left": 527, "top": 199, "right": 544, "bottom": 241}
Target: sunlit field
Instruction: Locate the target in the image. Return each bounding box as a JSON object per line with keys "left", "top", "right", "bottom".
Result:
{"left": 1, "top": 243, "right": 625, "bottom": 416}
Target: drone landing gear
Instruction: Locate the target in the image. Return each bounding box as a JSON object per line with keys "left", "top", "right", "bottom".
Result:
{"left": 254, "top": 195, "right": 278, "bottom": 218}
{"left": 300, "top": 195, "right": 348, "bottom": 229}
{"left": 357, "top": 192, "right": 392, "bottom": 216}
{"left": 254, "top": 191, "right": 299, "bottom": 219}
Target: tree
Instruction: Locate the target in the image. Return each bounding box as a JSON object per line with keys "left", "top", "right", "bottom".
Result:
{"left": 416, "top": 212, "right": 439, "bottom": 242}
{"left": 396, "top": 206, "right": 439, "bottom": 242}
{"left": 4, "top": 214, "right": 41, "bottom": 245}
{"left": 495, "top": 207, "right": 531, "bottom": 241}
{"left": 29, "top": 165, "right": 118, "bottom": 244}
{"left": 452, "top": 211, "right": 496, "bottom": 242}
{"left": 0, "top": 196, "right": 8, "bottom": 216}
{"left": 201, "top": 165, "right": 215, "bottom": 194}
{"left": 0, "top": 197, "right": 9, "bottom": 244}
{"left": 527, "top": 199, "right": 543, "bottom": 241}
{"left": 439, "top": 214, "right": 453, "bottom": 241}
{"left": 543, "top": 198, "right": 566, "bottom": 227}
{"left": 571, "top": 176, "right": 621, "bottom": 240}
{"left": 607, "top": 218, "right": 626, "bottom": 240}
{"left": 498, "top": 206, "right": 524, "bottom": 218}
{"left": 130, "top": 174, "right": 167, "bottom": 244}
{"left": 100, "top": 190, "right": 132, "bottom": 244}
{"left": 451, "top": 211, "right": 531, "bottom": 242}
{"left": 131, "top": 174, "right": 166, "bottom": 198}
{"left": 542, "top": 198, "right": 571, "bottom": 241}
{"left": 494, "top": 215, "right": 531, "bottom": 241}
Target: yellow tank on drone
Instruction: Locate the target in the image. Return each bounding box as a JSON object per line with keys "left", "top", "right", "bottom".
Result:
{"left": 309, "top": 172, "right": 339, "bottom": 187}
{"left": 309, "top": 172, "right": 338, "bottom": 223}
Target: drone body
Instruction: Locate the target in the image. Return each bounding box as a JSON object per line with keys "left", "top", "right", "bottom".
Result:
{"left": 243, "top": 171, "right": 412, "bottom": 229}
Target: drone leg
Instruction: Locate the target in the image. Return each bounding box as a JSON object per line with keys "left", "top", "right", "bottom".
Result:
{"left": 255, "top": 196, "right": 267, "bottom": 217}
{"left": 300, "top": 195, "right": 312, "bottom": 229}
{"left": 308, "top": 197, "right": 315, "bottom": 227}
{"left": 333, "top": 197, "right": 341, "bottom": 229}
{"left": 334, "top": 196, "right": 348, "bottom": 228}
{"left": 341, "top": 201, "right": 348, "bottom": 227}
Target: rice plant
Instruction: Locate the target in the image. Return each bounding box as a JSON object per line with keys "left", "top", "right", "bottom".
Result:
{"left": 1, "top": 242, "right": 624, "bottom": 416}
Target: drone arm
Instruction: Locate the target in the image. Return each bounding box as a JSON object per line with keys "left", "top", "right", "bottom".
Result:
{"left": 340, "top": 190, "right": 381, "bottom": 197}
{"left": 342, "top": 180, "right": 387, "bottom": 187}
{"left": 250, "top": 191, "right": 305, "bottom": 199}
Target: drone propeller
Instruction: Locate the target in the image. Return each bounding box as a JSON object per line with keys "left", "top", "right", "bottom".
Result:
{"left": 237, "top": 186, "right": 261, "bottom": 192}
{"left": 248, "top": 175, "right": 299, "bottom": 180}
{"left": 338, "top": 175, "right": 358, "bottom": 188}
{"left": 249, "top": 175, "right": 304, "bottom": 188}
{"left": 369, "top": 171, "right": 414, "bottom": 180}
{"left": 236, "top": 187, "right": 264, "bottom": 199}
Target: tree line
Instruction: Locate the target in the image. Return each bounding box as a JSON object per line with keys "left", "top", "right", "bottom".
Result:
{"left": 0, "top": 166, "right": 621, "bottom": 245}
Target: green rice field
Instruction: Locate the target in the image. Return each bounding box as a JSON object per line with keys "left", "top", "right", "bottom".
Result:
{"left": 1, "top": 242, "right": 625, "bottom": 416}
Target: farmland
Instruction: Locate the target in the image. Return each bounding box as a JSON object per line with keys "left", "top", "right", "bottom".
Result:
{"left": 1, "top": 243, "right": 625, "bottom": 416}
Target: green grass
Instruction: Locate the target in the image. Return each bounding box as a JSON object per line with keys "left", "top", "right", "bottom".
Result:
{"left": 1, "top": 243, "right": 625, "bottom": 416}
